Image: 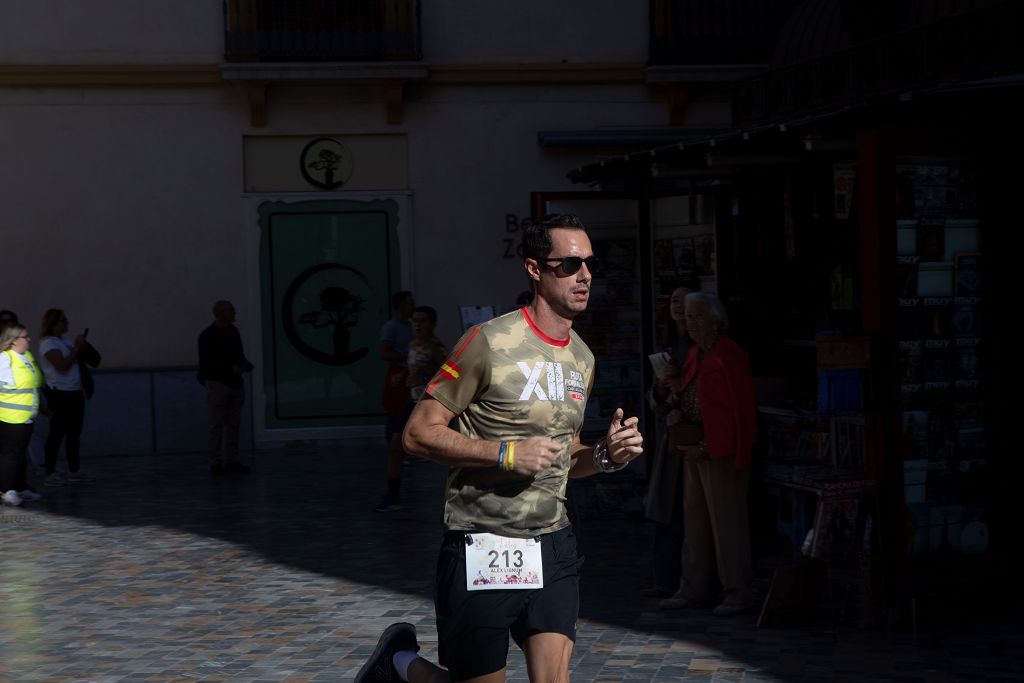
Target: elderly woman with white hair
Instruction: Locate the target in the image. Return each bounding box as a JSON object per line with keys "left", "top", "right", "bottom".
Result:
{"left": 659, "top": 292, "right": 758, "bottom": 616}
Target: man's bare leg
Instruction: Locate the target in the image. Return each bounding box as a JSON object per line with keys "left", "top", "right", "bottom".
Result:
{"left": 408, "top": 660, "right": 506, "bottom": 683}
{"left": 405, "top": 657, "right": 451, "bottom": 683}
{"left": 522, "top": 632, "right": 573, "bottom": 683}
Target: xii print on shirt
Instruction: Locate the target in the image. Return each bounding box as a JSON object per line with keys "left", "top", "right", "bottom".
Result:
{"left": 516, "top": 361, "right": 587, "bottom": 403}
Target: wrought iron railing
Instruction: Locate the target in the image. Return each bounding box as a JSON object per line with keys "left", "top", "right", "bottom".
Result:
{"left": 224, "top": 0, "right": 422, "bottom": 62}
{"left": 648, "top": 0, "right": 799, "bottom": 65}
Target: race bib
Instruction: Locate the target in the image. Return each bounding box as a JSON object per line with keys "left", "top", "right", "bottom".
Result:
{"left": 465, "top": 533, "right": 544, "bottom": 591}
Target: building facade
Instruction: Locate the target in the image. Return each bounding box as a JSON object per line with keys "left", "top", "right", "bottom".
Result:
{"left": 1, "top": 1, "right": 747, "bottom": 448}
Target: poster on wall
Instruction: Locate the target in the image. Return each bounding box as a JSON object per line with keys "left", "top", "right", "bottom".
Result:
{"left": 653, "top": 237, "right": 697, "bottom": 282}
{"left": 833, "top": 163, "right": 855, "bottom": 220}
{"left": 916, "top": 216, "right": 946, "bottom": 262}
{"left": 895, "top": 256, "right": 919, "bottom": 298}
{"left": 954, "top": 252, "right": 981, "bottom": 296}
{"left": 692, "top": 233, "right": 716, "bottom": 276}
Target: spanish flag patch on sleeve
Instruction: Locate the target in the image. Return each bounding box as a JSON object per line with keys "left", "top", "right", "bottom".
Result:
{"left": 439, "top": 361, "right": 460, "bottom": 381}
{"left": 427, "top": 326, "right": 480, "bottom": 396}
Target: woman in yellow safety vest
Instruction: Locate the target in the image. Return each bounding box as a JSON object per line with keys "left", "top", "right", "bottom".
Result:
{"left": 0, "top": 323, "right": 43, "bottom": 507}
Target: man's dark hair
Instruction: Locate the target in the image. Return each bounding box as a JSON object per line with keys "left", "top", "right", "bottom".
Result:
{"left": 521, "top": 214, "right": 587, "bottom": 261}
{"left": 391, "top": 290, "right": 414, "bottom": 310}
{"left": 413, "top": 305, "right": 437, "bottom": 325}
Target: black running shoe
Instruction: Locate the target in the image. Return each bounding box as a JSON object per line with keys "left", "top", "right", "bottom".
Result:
{"left": 354, "top": 622, "right": 419, "bottom": 682}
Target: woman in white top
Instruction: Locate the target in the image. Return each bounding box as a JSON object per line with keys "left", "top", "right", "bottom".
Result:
{"left": 0, "top": 323, "right": 43, "bottom": 505}
{"left": 39, "top": 309, "right": 89, "bottom": 486}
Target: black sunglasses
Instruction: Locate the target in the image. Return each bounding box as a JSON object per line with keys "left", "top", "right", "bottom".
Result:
{"left": 538, "top": 255, "right": 601, "bottom": 275}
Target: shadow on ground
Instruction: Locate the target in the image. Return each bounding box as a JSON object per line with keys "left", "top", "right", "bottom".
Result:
{"left": 19, "top": 444, "right": 1022, "bottom": 681}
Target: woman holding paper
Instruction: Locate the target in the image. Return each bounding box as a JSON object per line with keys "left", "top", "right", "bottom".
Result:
{"left": 642, "top": 284, "right": 697, "bottom": 597}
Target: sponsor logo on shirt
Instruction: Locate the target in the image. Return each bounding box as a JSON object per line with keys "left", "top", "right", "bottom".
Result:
{"left": 517, "top": 362, "right": 585, "bottom": 402}
{"left": 565, "top": 370, "right": 586, "bottom": 401}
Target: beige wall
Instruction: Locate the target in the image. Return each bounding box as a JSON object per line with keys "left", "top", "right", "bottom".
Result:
{"left": 0, "top": 79, "right": 724, "bottom": 367}
{"left": 0, "top": 86, "right": 248, "bottom": 367}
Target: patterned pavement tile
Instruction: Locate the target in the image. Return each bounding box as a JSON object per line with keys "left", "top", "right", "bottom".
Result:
{"left": 1, "top": 444, "right": 1021, "bottom": 681}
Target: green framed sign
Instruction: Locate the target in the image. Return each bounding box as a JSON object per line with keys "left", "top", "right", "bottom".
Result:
{"left": 258, "top": 199, "right": 403, "bottom": 429}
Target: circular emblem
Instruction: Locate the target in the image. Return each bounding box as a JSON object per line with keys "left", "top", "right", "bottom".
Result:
{"left": 282, "top": 262, "right": 371, "bottom": 366}
{"left": 300, "top": 138, "right": 354, "bottom": 190}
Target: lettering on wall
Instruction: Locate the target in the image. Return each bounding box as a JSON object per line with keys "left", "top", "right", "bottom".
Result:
{"left": 504, "top": 213, "right": 525, "bottom": 259}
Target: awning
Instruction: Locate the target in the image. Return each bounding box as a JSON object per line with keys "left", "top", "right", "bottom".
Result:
{"left": 538, "top": 128, "right": 730, "bottom": 149}
{"left": 565, "top": 106, "right": 856, "bottom": 185}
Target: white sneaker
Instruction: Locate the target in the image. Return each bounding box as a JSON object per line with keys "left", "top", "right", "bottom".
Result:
{"left": 17, "top": 489, "right": 42, "bottom": 501}
{"left": 2, "top": 490, "right": 22, "bottom": 507}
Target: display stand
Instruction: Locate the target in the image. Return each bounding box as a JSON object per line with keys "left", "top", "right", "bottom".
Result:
{"left": 894, "top": 160, "right": 988, "bottom": 558}
{"left": 757, "top": 402, "right": 875, "bottom": 627}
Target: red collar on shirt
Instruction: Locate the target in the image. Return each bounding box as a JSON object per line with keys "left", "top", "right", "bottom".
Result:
{"left": 521, "top": 307, "right": 570, "bottom": 347}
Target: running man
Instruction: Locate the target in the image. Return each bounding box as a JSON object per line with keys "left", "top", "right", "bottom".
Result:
{"left": 355, "top": 214, "right": 644, "bottom": 683}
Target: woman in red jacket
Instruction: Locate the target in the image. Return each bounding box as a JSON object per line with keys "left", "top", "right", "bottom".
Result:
{"left": 660, "top": 292, "right": 758, "bottom": 616}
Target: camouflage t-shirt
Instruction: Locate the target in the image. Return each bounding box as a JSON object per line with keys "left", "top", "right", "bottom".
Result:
{"left": 425, "top": 308, "right": 595, "bottom": 538}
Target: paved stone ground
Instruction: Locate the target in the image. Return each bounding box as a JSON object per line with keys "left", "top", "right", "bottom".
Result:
{"left": 1, "top": 443, "right": 1020, "bottom": 681}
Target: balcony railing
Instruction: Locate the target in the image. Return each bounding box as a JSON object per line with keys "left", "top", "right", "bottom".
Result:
{"left": 225, "top": 0, "right": 422, "bottom": 62}
{"left": 649, "top": 0, "right": 800, "bottom": 65}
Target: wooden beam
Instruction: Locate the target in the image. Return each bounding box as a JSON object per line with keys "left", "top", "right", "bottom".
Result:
{"left": 0, "top": 65, "right": 222, "bottom": 87}
{"left": 427, "top": 63, "right": 644, "bottom": 85}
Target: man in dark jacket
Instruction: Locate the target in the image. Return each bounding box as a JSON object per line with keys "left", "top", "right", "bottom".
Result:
{"left": 198, "top": 300, "right": 253, "bottom": 475}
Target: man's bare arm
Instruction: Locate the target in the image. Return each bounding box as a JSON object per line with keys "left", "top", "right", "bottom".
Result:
{"left": 404, "top": 397, "right": 562, "bottom": 475}
{"left": 568, "top": 407, "right": 644, "bottom": 479}
{"left": 568, "top": 433, "right": 598, "bottom": 478}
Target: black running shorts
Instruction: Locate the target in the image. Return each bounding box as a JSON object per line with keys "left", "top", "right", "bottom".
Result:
{"left": 434, "top": 526, "right": 581, "bottom": 681}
